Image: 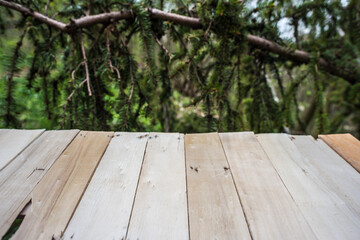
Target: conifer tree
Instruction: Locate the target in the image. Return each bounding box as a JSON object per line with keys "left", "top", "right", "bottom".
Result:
{"left": 0, "top": 0, "right": 359, "bottom": 136}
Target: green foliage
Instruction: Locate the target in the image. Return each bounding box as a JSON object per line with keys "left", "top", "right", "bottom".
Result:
{"left": 2, "top": 218, "right": 23, "bottom": 240}
{"left": 0, "top": 0, "right": 359, "bottom": 137}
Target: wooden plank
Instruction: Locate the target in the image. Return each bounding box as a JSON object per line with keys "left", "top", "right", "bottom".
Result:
{"left": 0, "top": 130, "right": 79, "bottom": 238}
{"left": 292, "top": 135, "right": 360, "bottom": 218}
{"left": 319, "top": 134, "right": 360, "bottom": 172}
{"left": 219, "top": 132, "right": 316, "bottom": 240}
{"left": 11, "top": 131, "right": 113, "bottom": 240}
{"left": 0, "top": 129, "right": 45, "bottom": 171}
{"left": 185, "top": 133, "right": 251, "bottom": 240}
{"left": 257, "top": 134, "right": 360, "bottom": 240}
{"left": 126, "top": 133, "right": 188, "bottom": 240}
{"left": 63, "top": 132, "right": 148, "bottom": 240}
{"left": 0, "top": 130, "right": 67, "bottom": 187}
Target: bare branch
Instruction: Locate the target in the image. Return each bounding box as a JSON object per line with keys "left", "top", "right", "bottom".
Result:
{"left": 149, "top": 8, "right": 202, "bottom": 28}
{"left": 44, "top": 0, "right": 51, "bottom": 16}
{"left": 106, "top": 30, "right": 121, "bottom": 82}
{"left": 61, "top": 78, "right": 87, "bottom": 128}
{"left": 0, "top": 0, "right": 357, "bottom": 83}
{"left": 80, "top": 33, "right": 92, "bottom": 96}
{"left": 71, "top": 61, "right": 85, "bottom": 82}
{"left": 246, "top": 34, "right": 357, "bottom": 83}
{"left": 67, "top": 79, "right": 87, "bottom": 101}
{"left": 204, "top": 20, "right": 213, "bottom": 38}
{"left": 0, "top": 1, "right": 200, "bottom": 31}
{"left": 123, "top": 60, "right": 135, "bottom": 129}
{"left": 73, "top": 11, "right": 133, "bottom": 29}
{"left": 0, "top": 0, "right": 66, "bottom": 30}
{"left": 153, "top": 33, "right": 173, "bottom": 60}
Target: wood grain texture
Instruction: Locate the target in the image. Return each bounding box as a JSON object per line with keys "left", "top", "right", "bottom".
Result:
{"left": 292, "top": 135, "right": 360, "bottom": 218}
{"left": 11, "top": 131, "right": 113, "bottom": 240}
{"left": 319, "top": 134, "right": 360, "bottom": 173}
{"left": 219, "top": 132, "right": 316, "bottom": 240}
{"left": 126, "top": 133, "right": 188, "bottom": 240}
{"left": 185, "top": 133, "right": 251, "bottom": 240}
{"left": 63, "top": 132, "right": 149, "bottom": 240}
{"left": 0, "top": 130, "right": 79, "bottom": 238}
{"left": 257, "top": 133, "right": 360, "bottom": 240}
{"left": 0, "top": 130, "right": 75, "bottom": 187}
{"left": 0, "top": 129, "right": 44, "bottom": 171}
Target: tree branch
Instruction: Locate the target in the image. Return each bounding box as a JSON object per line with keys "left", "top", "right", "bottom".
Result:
{"left": 153, "top": 32, "right": 173, "bottom": 60}
{"left": 106, "top": 30, "right": 121, "bottom": 82}
{"left": 149, "top": 8, "right": 202, "bottom": 28}
{"left": 44, "top": 0, "right": 51, "bottom": 16}
{"left": 72, "top": 11, "right": 133, "bottom": 29}
{"left": 0, "top": 0, "right": 66, "bottom": 30}
{"left": 0, "top": 0, "right": 357, "bottom": 83}
{"left": 247, "top": 34, "right": 357, "bottom": 83}
{"left": 80, "top": 33, "right": 92, "bottom": 96}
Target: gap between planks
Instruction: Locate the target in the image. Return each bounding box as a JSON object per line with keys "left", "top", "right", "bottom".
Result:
{"left": 219, "top": 132, "right": 316, "bottom": 240}
{"left": 126, "top": 133, "right": 188, "bottom": 240}
{"left": 292, "top": 135, "right": 360, "bottom": 218}
{"left": 63, "top": 132, "right": 149, "bottom": 240}
{"left": 185, "top": 133, "right": 251, "bottom": 240}
{"left": 0, "top": 129, "right": 45, "bottom": 172}
{"left": 218, "top": 133, "right": 254, "bottom": 240}
{"left": 2, "top": 131, "right": 359, "bottom": 240}
{"left": 257, "top": 133, "right": 360, "bottom": 240}
{"left": 319, "top": 134, "right": 360, "bottom": 173}
{"left": 10, "top": 131, "right": 113, "bottom": 240}
{"left": 0, "top": 130, "right": 79, "bottom": 238}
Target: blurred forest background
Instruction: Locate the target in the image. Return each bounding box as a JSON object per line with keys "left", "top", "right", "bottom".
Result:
{"left": 0, "top": 0, "right": 359, "bottom": 137}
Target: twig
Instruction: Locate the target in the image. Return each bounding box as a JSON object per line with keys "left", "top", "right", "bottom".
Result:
{"left": 125, "top": 26, "right": 137, "bottom": 45}
{"left": 137, "top": 10, "right": 154, "bottom": 77}
{"left": 44, "top": 0, "right": 52, "bottom": 16}
{"left": 86, "top": 0, "right": 92, "bottom": 16}
{"left": 67, "top": 79, "right": 87, "bottom": 101}
{"left": 61, "top": 78, "right": 87, "bottom": 128}
{"left": 204, "top": 20, "right": 213, "bottom": 38}
{"left": 61, "top": 78, "right": 87, "bottom": 124}
{"left": 80, "top": 33, "right": 92, "bottom": 96}
{"left": 89, "top": 23, "right": 108, "bottom": 52}
{"left": 153, "top": 32, "right": 173, "bottom": 60}
{"left": 193, "top": 64, "right": 205, "bottom": 87}
{"left": 171, "top": 25, "right": 187, "bottom": 52}
{"left": 71, "top": 61, "right": 85, "bottom": 82}
{"left": 123, "top": 60, "right": 135, "bottom": 128}
{"left": 106, "top": 30, "right": 121, "bottom": 82}
{"left": 128, "top": 64, "right": 135, "bottom": 104}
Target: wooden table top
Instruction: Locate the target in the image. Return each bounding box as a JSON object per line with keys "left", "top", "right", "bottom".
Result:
{"left": 0, "top": 130, "right": 359, "bottom": 240}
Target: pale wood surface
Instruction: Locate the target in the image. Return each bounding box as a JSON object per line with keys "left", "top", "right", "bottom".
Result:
{"left": 126, "top": 133, "right": 189, "bottom": 240}
{"left": 257, "top": 133, "right": 360, "bottom": 240}
{"left": 11, "top": 131, "right": 113, "bottom": 240}
{"left": 0, "top": 129, "right": 44, "bottom": 171}
{"left": 1, "top": 130, "right": 360, "bottom": 240}
{"left": 0, "top": 130, "right": 79, "bottom": 238}
{"left": 63, "top": 132, "right": 148, "bottom": 240}
{"left": 292, "top": 135, "right": 360, "bottom": 218}
{"left": 219, "top": 132, "right": 316, "bottom": 240}
{"left": 185, "top": 133, "right": 251, "bottom": 240}
{"left": 319, "top": 134, "right": 360, "bottom": 173}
